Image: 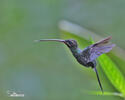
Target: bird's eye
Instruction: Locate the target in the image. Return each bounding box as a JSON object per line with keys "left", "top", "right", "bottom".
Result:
{"left": 71, "top": 41, "right": 74, "bottom": 44}
{"left": 67, "top": 42, "right": 71, "bottom": 46}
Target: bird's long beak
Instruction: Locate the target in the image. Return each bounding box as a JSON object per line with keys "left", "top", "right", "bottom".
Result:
{"left": 34, "top": 39, "right": 66, "bottom": 43}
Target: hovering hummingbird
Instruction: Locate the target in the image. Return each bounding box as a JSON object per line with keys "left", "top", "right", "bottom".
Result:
{"left": 35, "top": 36, "right": 115, "bottom": 93}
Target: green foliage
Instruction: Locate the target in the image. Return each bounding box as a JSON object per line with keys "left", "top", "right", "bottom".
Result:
{"left": 86, "top": 91, "right": 123, "bottom": 97}
{"left": 99, "top": 55, "right": 125, "bottom": 96}
{"left": 60, "top": 21, "right": 125, "bottom": 97}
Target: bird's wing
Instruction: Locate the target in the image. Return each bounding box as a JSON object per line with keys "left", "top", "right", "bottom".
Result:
{"left": 82, "top": 36, "right": 115, "bottom": 62}
{"left": 92, "top": 36, "right": 112, "bottom": 47}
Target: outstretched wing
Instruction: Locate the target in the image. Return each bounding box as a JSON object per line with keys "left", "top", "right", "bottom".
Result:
{"left": 82, "top": 36, "right": 115, "bottom": 62}
{"left": 92, "top": 36, "right": 112, "bottom": 47}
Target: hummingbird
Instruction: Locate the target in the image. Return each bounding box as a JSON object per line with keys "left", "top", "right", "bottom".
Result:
{"left": 35, "top": 36, "right": 115, "bottom": 93}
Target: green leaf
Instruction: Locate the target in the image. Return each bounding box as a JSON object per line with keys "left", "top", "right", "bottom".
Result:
{"left": 59, "top": 20, "right": 125, "bottom": 97}
{"left": 99, "top": 55, "right": 125, "bottom": 95}
{"left": 85, "top": 91, "right": 124, "bottom": 98}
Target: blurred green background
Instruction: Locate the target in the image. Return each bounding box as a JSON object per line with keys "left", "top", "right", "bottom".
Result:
{"left": 0, "top": 0, "right": 125, "bottom": 100}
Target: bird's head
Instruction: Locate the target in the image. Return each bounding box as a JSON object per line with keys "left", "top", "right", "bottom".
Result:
{"left": 64, "top": 39, "right": 78, "bottom": 49}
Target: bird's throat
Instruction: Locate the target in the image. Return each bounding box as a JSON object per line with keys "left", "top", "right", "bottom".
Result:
{"left": 70, "top": 48, "right": 82, "bottom": 57}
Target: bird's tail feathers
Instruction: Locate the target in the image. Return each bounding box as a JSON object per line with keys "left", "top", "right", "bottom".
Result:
{"left": 93, "top": 67, "right": 103, "bottom": 93}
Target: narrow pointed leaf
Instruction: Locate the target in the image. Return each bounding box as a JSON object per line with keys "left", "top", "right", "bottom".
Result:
{"left": 85, "top": 91, "right": 124, "bottom": 98}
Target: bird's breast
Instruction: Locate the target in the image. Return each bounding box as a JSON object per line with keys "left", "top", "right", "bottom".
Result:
{"left": 74, "top": 55, "right": 89, "bottom": 67}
